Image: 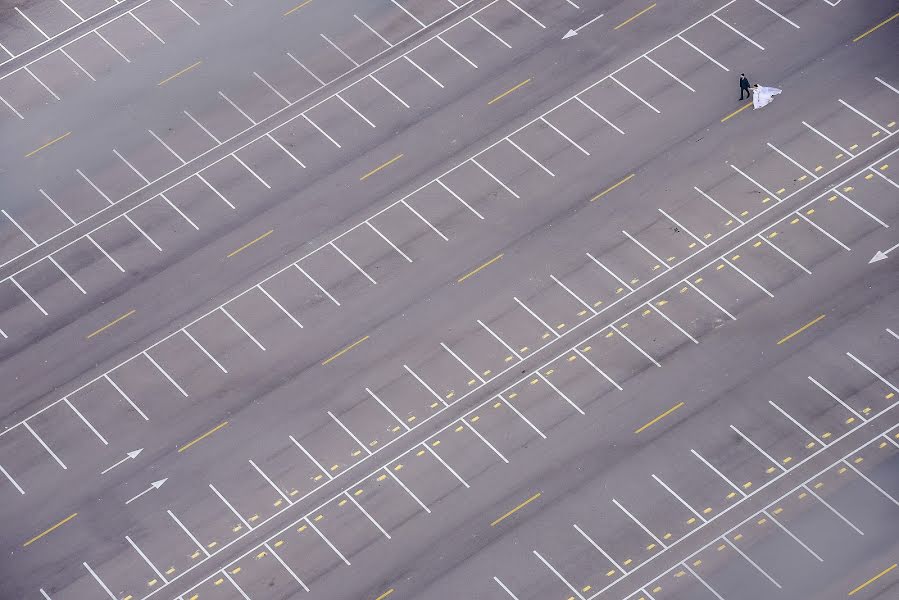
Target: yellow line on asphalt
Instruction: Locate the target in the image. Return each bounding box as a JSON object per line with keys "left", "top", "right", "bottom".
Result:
{"left": 179, "top": 421, "right": 229, "bottom": 453}
{"left": 158, "top": 61, "right": 203, "bottom": 86}
{"left": 360, "top": 154, "right": 404, "bottom": 181}
{"left": 848, "top": 563, "right": 897, "bottom": 596}
{"left": 491, "top": 492, "right": 541, "bottom": 527}
{"left": 322, "top": 335, "right": 370, "bottom": 365}
{"left": 284, "top": 0, "right": 313, "bottom": 16}
{"left": 591, "top": 173, "right": 635, "bottom": 202}
{"left": 25, "top": 131, "right": 71, "bottom": 158}
{"left": 721, "top": 101, "right": 752, "bottom": 123}
{"left": 853, "top": 11, "right": 899, "bottom": 42}
{"left": 23, "top": 513, "right": 78, "bottom": 547}
{"left": 488, "top": 78, "right": 531, "bottom": 105}
{"left": 86, "top": 309, "right": 136, "bottom": 340}
{"left": 614, "top": 3, "right": 656, "bottom": 30}
{"left": 457, "top": 253, "right": 503, "bottom": 283}
{"left": 374, "top": 589, "right": 395, "bottom": 600}
{"left": 227, "top": 229, "right": 274, "bottom": 258}
{"left": 777, "top": 314, "right": 825, "bottom": 346}
{"left": 635, "top": 402, "right": 685, "bottom": 434}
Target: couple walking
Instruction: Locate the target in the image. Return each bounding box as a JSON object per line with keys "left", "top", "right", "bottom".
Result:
{"left": 740, "top": 73, "right": 781, "bottom": 109}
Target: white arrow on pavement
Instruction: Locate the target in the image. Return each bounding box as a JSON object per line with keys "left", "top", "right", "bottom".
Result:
{"left": 125, "top": 478, "right": 168, "bottom": 505}
{"left": 100, "top": 448, "right": 143, "bottom": 475}
{"left": 563, "top": 13, "right": 604, "bottom": 39}
{"left": 869, "top": 241, "right": 899, "bottom": 263}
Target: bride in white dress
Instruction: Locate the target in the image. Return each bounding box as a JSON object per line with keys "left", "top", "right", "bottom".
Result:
{"left": 752, "top": 84, "right": 782, "bottom": 109}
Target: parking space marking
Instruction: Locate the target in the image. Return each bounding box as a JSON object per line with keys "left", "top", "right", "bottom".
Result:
{"left": 178, "top": 421, "right": 228, "bottom": 453}
{"left": 329, "top": 410, "right": 372, "bottom": 456}
{"left": 86, "top": 309, "right": 136, "bottom": 339}
{"left": 692, "top": 448, "right": 744, "bottom": 497}
{"left": 297, "top": 264, "right": 340, "bottom": 305}
{"left": 803, "top": 120, "right": 853, "bottom": 157}
{"left": 23, "top": 513, "right": 77, "bottom": 547}
{"left": 488, "top": 78, "right": 531, "bottom": 105}
{"left": 267, "top": 541, "right": 309, "bottom": 591}
{"left": 0, "top": 464, "right": 25, "bottom": 494}
{"left": 494, "top": 576, "right": 522, "bottom": 599}
{"left": 834, "top": 190, "right": 888, "bottom": 227}
{"left": 375, "top": 589, "right": 395, "bottom": 600}
{"left": 847, "top": 352, "right": 899, "bottom": 395}
{"left": 290, "top": 434, "right": 333, "bottom": 480}
{"left": 849, "top": 563, "right": 898, "bottom": 595}
{"left": 472, "top": 157, "right": 520, "bottom": 197}
{"left": 653, "top": 473, "right": 706, "bottom": 523}
{"left": 838, "top": 98, "right": 890, "bottom": 132}
{"left": 158, "top": 61, "right": 202, "bottom": 86}
{"left": 615, "top": 497, "right": 666, "bottom": 548}
{"left": 478, "top": 319, "right": 522, "bottom": 360}
{"left": 25, "top": 131, "right": 71, "bottom": 158}
{"left": 439, "top": 34, "right": 478, "bottom": 68}
{"left": 84, "top": 562, "right": 117, "bottom": 600}
{"left": 575, "top": 347, "right": 622, "bottom": 390}
{"left": 23, "top": 420, "right": 65, "bottom": 469}
{"left": 360, "top": 153, "right": 403, "bottom": 181}
{"left": 284, "top": 0, "right": 313, "bottom": 17}
{"left": 458, "top": 253, "right": 503, "bottom": 283}
{"left": 634, "top": 402, "right": 685, "bottom": 434}
{"left": 539, "top": 371, "right": 585, "bottom": 414}
{"left": 226, "top": 229, "right": 274, "bottom": 258}
{"left": 612, "top": 324, "right": 661, "bottom": 367}
{"left": 491, "top": 492, "right": 542, "bottom": 527}
{"left": 2, "top": 209, "right": 37, "bottom": 246}
{"left": 386, "top": 467, "right": 431, "bottom": 512}
{"left": 126, "top": 535, "right": 167, "bottom": 584}
{"left": 250, "top": 458, "right": 292, "bottom": 502}
{"left": 222, "top": 307, "right": 266, "bottom": 350}
{"left": 14, "top": 6, "right": 49, "bottom": 39}
{"left": 210, "top": 483, "right": 252, "bottom": 529}
{"left": 575, "top": 523, "right": 627, "bottom": 574}
{"left": 769, "top": 400, "right": 824, "bottom": 447}
{"left": 64, "top": 397, "right": 108, "bottom": 444}
{"left": 254, "top": 72, "right": 290, "bottom": 104}
{"left": 223, "top": 570, "right": 251, "bottom": 600}
{"left": 844, "top": 460, "right": 899, "bottom": 506}
{"left": 852, "top": 10, "right": 899, "bottom": 43}
{"left": 611, "top": 74, "right": 660, "bottom": 113}
{"left": 506, "top": 0, "right": 545, "bottom": 28}
{"left": 591, "top": 173, "right": 635, "bottom": 202}
{"left": 804, "top": 484, "right": 864, "bottom": 535}
{"left": 615, "top": 3, "right": 656, "bottom": 30}
{"left": 321, "top": 335, "right": 370, "bottom": 365}
{"left": 776, "top": 314, "right": 825, "bottom": 345}
{"left": 515, "top": 296, "right": 560, "bottom": 338}
{"left": 1, "top": 94, "right": 23, "bottom": 119}
{"left": 541, "top": 116, "right": 590, "bottom": 156}
{"left": 105, "top": 374, "right": 149, "bottom": 420}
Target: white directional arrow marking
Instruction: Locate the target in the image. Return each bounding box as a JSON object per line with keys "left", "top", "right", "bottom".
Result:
{"left": 869, "top": 240, "right": 899, "bottom": 263}
{"left": 563, "top": 13, "right": 604, "bottom": 39}
{"left": 100, "top": 448, "right": 143, "bottom": 475}
{"left": 125, "top": 478, "right": 168, "bottom": 505}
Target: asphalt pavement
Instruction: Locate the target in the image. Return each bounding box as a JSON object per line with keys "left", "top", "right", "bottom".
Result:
{"left": 1, "top": 0, "right": 898, "bottom": 599}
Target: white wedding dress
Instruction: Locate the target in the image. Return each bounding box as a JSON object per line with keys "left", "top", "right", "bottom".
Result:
{"left": 753, "top": 86, "right": 782, "bottom": 109}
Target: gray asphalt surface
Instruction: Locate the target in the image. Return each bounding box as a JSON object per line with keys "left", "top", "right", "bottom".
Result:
{"left": 1, "top": 0, "right": 898, "bottom": 599}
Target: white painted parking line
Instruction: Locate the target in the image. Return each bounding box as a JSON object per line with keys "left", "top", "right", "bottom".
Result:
{"left": 183, "top": 328, "right": 227, "bottom": 373}
{"left": 436, "top": 179, "right": 484, "bottom": 220}
{"left": 161, "top": 193, "right": 200, "bottom": 230}
{"left": 287, "top": 51, "right": 326, "bottom": 86}
{"left": 471, "top": 157, "right": 519, "bottom": 198}
{"left": 328, "top": 411, "right": 372, "bottom": 456}
{"left": 64, "top": 397, "right": 107, "bottom": 444}
{"left": 507, "top": 0, "right": 545, "bottom": 28}
{"left": 729, "top": 164, "right": 776, "bottom": 200}
{"left": 730, "top": 425, "right": 785, "bottom": 472}
{"left": 533, "top": 551, "right": 585, "bottom": 600}
{"left": 169, "top": 0, "right": 200, "bottom": 25}
{"left": 356, "top": 14, "right": 392, "bottom": 47}
{"left": 464, "top": 419, "right": 509, "bottom": 463}
{"left": 321, "top": 33, "right": 359, "bottom": 67}
{"left": 438, "top": 35, "right": 477, "bottom": 68}
{"left": 802, "top": 120, "right": 853, "bottom": 157}
{"left": 514, "top": 297, "right": 559, "bottom": 338}
{"left": 210, "top": 483, "right": 252, "bottom": 529}
{"left": 838, "top": 98, "right": 889, "bottom": 133}
{"left": 612, "top": 324, "right": 661, "bottom": 367}
{"left": 694, "top": 185, "right": 742, "bottom": 224}
{"left": 253, "top": 72, "right": 290, "bottom": 105}
{"left": 768, "top": 400, "right": 823, "bottom": 446}
{"left": 145, "top": 349, "right": 189, "bottom": 397}
{"left": 472, "top": 15, "right": 510, "bottom": 48}
{"left": 40, "top": 189, "right": 76, "bottom": 225}
{"left": 610, "top": 75, "right": 660, "bottom": 114}
{"left": 223, "top": 570, "right": 251, "bottom": 600}
{"left": 574, "top": 523, "right": 626, "bottom": 573}
{"left": 289, "top": 434, "right": 333, "bottom": 480}
{"left": 11, "top": 276, "right": 48, "bottom": 315}
{"left": 266, "top": 133, "right": 306, "bottom": 169}
{"left": 60, "top": 48, "right": 94, "bottom": 81}
{"left": 296, "top": 264, "right": 340, "bottom": 306}
{"left": 887, "top": 328, "right": 899, "bottom": 341}
{"left": 507, "top": 138, "right": 554, "bottom": 176}
{"left": 23, "top": 421, "right": 66, "bottom": 469}
{"left": 367, "top": 387, "right": 410, "bottom": 431}
{"left": 124, "top": 215, "right": 164, "bottom": 249}
{"left": 713, "top": 14, "right": 764, "bottom": 49}
{"left": 219, "top": 91, "right": 255, "bottom": 124}
{"left": 347, "top": 490, "right": 391, "bottom": 538}
{"left": 57, "top": 0, "right": 85, "bottom": 21}
{"left": 258, "top": 284, "right": 304, "bottom": 328}
{"left": 759, "top": 235, "right": 811, "bottom": 274}
{"left": 232, "top": 153, "right": 271, "bottom": 188}
{"left": 128, "top": 536, "right": 167, "bottom": 585}
{"left": 87, "top": 233, "right": 125, "bottom": 272}
{"left": 586, "top": 252, "right": 633, "bottom": 292}
{"left": 833, "top": 189, "right": 888, "bottom": 228}
{"left": 105, "top": 373, "right": 149, "bottom": 420}
{"left": 658, "top": 208, "right": 707, "bottom": 247}
{"left": 95, "top": 31, "right": 129, "bottom": 62}
{"left": 194, "top": 173, "right": 234, "bottom": 210}
{"left": 767, "top": 142, "right": 816, "bottom": 179}
{"left": 477, "top": 319, "right": 522, "bottom": 360}
{"left": 691, "top": 448, "right": 743, "bottom": 496}
{"left": 538, "top": 371, "right": 585, "bottom": 415}
{"left": 754, "top": 0, "right": 799, "bottom": 28}
{"left": 499, "top": 393, "right": 546, "bottom": 438}
{"left": 2, "top": 209, "right": 37, "bottom": 246}
{"left": 441, "top": 342, "right": 484, "bottom": 383}
{"left": 370, "top": 74, "right": 408, "bottom": 107}
{"left": 337, "top": 94, "right": 375, "bottom": 127}
{"left": 678, "top": 35, "right": 728, "bottom": 71}
{"left": 804, "top": 484, "right": 864, "bottom": 535}
{"left": 725, "top": 258, "right": 773, "bottom": 298}
{"left": 0, "top": 41, "right": 10, "bottom": 58}
{"left": 184, "top": 110, "right": 221, "bottom": 144}
{"left": 1, "top": 463, "right": 26, "bottom": 495}
{"left": 425, "top": 443, "right": 470, "bottom": 487}
{"left": 221, "top": 307, "right": 266, "bottom": 351}
{"left": 645, "top": 55, "right": 695, "bottom": 92}
{"left": 494, "top": 576, "right": 521, "bottom": 600}
{"left": 250, "top": 458, "right": 292, "bottom": 501}
{"left": 77, "top": 169, "right": 113, "bottom": 205}
{"left": 683, "top": 562, "right": 725, "bottom": 600}
{"left": 392, "top": 0, "right": 426, "bottom": 27}
{"left": 723, "top": 537, "right": 780, "bottom": 588}
{"left": 1, "top": 94, "right": 24, "bottom": 119}
{"left": 540, "top": 116, "right": 590, "bottom": 155}
{"left": 83, "top": 562, "right": 116, "bottom": 600}
{"left": 113, "top": 148, "right": 150, "bottom": 183}
{"left": 798, "top": 213, "right": 849, "bottom": 251}
{"left": 846, "top": 352, "right": 899, "bottom": 394}
{"left": 131, "top": 12, "right": 164, "bottom": 44}
{"left": 386, "top": 467, "right": 432, "bottom": 512}
{"left": 404, "top": 55, "right": 444, "bottom": 88}
{"left": 766, "top": 510, "right": 822, "bottom": 561}
{"left": 613, "top": 497, "right": 665, "bottom": 547}
{"left": 807, "top": 376, "right": 863, "bottom": 420}
{"left": 623, "top": 229, "right": 670, "bottom": 270}
{"left": 551, "top": 274, "right": 595, "bottom": 313}
{"left": 404, "top": 364, "right": 449, "bottom": 407}
{"left": 651, "top": 304, "right": 698, "bottom": 343}
{"left": 266, "top": 542, "right": 310, "bottom": 592}
{"left": 15, "top": 7, "right": 49, "bottom": 39}
{"left": 871, "top": 167, "right": 899, "bottom": 190}
{"left": 573, "top": 347, "right": 622, "bottom": 390}
{"left": 302, "top": 113, "right": 341, "bottom": 148}
{"left": 875, "top": 76, "right": 899, "bottom": 95}
{"left": 331, "top": 241, "right": 376, "bottom": 283}
{"left": 652, "top": 473, "right": 705, "bottom": 521}
{"left": 307, "top": 516, "right": 351, "bottom": 563}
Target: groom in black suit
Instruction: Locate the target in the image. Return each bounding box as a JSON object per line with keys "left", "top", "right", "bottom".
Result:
{"left": 739, "top": 74, "right": 751, "bottom": 100}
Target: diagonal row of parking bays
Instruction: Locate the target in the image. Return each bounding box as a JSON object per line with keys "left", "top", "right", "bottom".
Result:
{"left": 27, "top": 136, "right": 899, "bottom": 600}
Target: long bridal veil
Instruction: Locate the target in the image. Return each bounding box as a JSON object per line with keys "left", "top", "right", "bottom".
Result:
{"left": 753, "top": 86, "right": 782, "bottom": 110}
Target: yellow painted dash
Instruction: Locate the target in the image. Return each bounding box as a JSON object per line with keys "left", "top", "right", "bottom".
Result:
{"left": 227, "top": 229, "right": 274, "bottom": 258}
{"left": 491, "top": 492, "right": 541, "bottom": 527}
{"left": 635, "top": 402, "right": 685, "bottom": 434}
{"left": 23, "top": 513, "right": 78, "bottom": 547}
{"left": 615, "top": 3, "right": 656, "bottom": 30}
{"left": 853, "top": 11, "right": 899, "bottom": 43}
{"left": 488, "top": 78, "right": 531, "bottom": 105}
{"left": 458, "top": 253, "right": 504, "bottom": 283}
{"left": 375, "top": 589, "right": 395, "bottom": 600}
{"left": 848, "top": 563, "right": 897, "bottom": 596}
{"left": 721, "top": 102, "right": 752, "bottom": 123}
{"left": 777, "top": 314, "right": 825, "bottom": 346}
{"left": 178, "top": 421, "right": 229, "bottom": 453}
{"left": 86, "top": 309, "right": 136, "bottom": 339}
{"left": 322, "top": 335, "right": 370, "bottom": 365}
{"left": 591, "top": 173, "right": 635, "bottom": 202}
{"left": 158, "top": 61, "right": 203, "bottom": 86}
{"left": 25, "top": 131, "right": 71, "bottom": 158}
{"left": 284, "top": 0, "right": 313, "bottom": 17}
{"left": 360, "top": 154, "right": 404, "bottom": 181}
